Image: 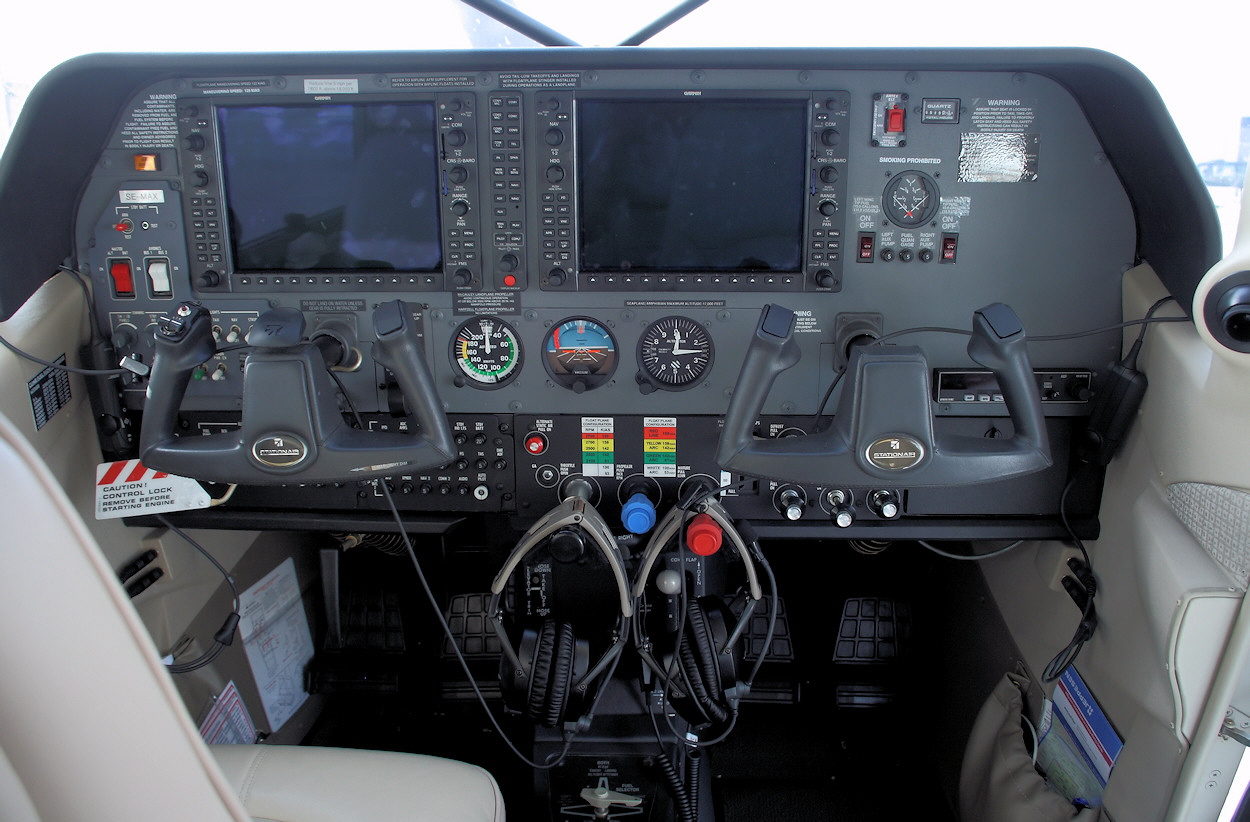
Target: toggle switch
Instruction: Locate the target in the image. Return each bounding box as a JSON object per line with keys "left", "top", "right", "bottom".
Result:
{"left": 146, "top": 258, "right": 172, "bottom": 296}
{"left": 108, "top": 259, "right": 135, "bottom": 298}
{"left": 886, "top": 105, "right": 906, "bottom": 133}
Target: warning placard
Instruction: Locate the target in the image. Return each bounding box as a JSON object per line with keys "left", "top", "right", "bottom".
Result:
{"left": 95, "top": 460, "right": 211, "bottom": 520}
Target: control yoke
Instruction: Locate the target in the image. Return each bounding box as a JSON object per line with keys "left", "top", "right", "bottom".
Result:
{"left": 715, "top": 303, "right": 1051, "bottom": 487}
{"left": 139, "top": 300, "right": 455, "bottom": 484}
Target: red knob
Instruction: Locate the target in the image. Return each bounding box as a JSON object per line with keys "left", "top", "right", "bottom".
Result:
{"left": 687, "top": 513, "right": 722, "bottom": 556}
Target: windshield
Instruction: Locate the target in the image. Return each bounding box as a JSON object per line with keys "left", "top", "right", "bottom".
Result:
{"left": 2, "top": 0, "right": 1245, "bottom": 247}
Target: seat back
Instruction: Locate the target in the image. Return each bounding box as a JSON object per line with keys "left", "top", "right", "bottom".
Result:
{"left": 0, "top": 412, "right": 250, "bottom": 822}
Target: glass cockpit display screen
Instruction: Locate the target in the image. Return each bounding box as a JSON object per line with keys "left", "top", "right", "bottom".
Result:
{"left": 577, "top": 99, "right": 808, "bottom": 273}
{"left": 217, "top": 103, "right": 442, "bottom": 272}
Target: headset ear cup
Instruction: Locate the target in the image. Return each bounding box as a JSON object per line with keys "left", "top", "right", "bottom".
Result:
{"left": 526, "top": 620, "right": 560, "bottom": 721}
{"left": 525, "top": 620, "right": 581, "bottom": 727}
{"left": 540, "top": 622, "right": 578, "bottom": 727}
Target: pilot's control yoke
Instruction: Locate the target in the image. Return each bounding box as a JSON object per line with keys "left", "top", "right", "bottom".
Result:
{"left": 140, "top": 300, "right": 455, "bottom": 484}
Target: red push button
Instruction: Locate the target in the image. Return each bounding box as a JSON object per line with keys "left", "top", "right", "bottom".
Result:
{"left": 109, "top": 259, "right": 135, "bottom": 297}
{"left": 524, "top": 432, "right": 548, "bottom": 455}
{"left": 687, "top": 513, "right": 723, "bottom": 556}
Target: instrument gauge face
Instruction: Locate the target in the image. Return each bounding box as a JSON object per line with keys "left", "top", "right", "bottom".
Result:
{"left": 637, "top": 316, "right": 714, "bottom": 391}
{"left": 543, "top": 317, "right": 617, "bottom": 392}
{"left": 883, "top": 170, "right": 940, "bottom": 227}
{"left": 450, "top": 316, "right": 522, "bottom": 388}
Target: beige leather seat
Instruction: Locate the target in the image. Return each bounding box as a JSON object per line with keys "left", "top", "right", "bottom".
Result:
{"left": 211, "top": 745, "right": 503, "bottom": 822}
{"left": 0, "top": 412, "right": 504, "bottom": 822}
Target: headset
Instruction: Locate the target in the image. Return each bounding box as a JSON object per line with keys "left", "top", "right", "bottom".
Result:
{"left": 631, "top": 488, "right": 763, "bottom": 735}
{"left": 488, "top": 479, "right": 633, "bottom": 732}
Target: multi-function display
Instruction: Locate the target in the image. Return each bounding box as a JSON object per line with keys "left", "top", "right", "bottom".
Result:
{"left": 217, "top": 103, "right": 443, "bottom": 273}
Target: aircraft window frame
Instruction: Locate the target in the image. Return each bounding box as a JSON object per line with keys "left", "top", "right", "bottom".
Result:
{"left": 1, "top": 0, "right": 1245, "bottom": 252}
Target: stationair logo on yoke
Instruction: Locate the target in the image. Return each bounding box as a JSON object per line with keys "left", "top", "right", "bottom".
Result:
{"left": 866, "top": 435, "right": 925, "bottom": 470}
{"left": 252, "top": 433, "right": 308, "bottom": 468}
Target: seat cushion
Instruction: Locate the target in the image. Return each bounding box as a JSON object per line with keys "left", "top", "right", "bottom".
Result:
{"left": 210, "top": 745, "right": 504, "bottom": 822}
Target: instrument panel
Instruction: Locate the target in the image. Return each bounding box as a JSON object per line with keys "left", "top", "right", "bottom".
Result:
{"left": 73, "top": 53, "right": 1140, "bottom": 538}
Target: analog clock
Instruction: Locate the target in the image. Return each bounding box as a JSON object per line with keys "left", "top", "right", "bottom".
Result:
{"left": 637, "top": 316, "right": 714, "bottom": 392}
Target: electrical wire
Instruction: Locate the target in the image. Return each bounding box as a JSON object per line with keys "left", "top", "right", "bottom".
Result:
{"left": 645, "top": 478, "right": 777, "bottom": 750}
{"left": 0, "top": 333, "right": 129, "bottom": 376}
{"left": 1134, "top": 296, "right": 1180, "bottom": 346}
{"left": 917, "top": 539, "right": 1025, "bottom": 561}
{"left": 325, "top": 368, "right": 574, "bottom": 770}
{"left": 810, "top": 302, "right": 1187, "bottom": 419}
{"left": 0, "top": 264, "right": 130, "bottom": 376}
{"left": 154, "top": 513, "right": 241, "bottom": 675}
{"left": 58, "top": 265, "right": 102, "bottom": 342}
{"left": 1037, "top": 300, "right": 1177, "bottom": 682}
{"left": 1028, "top": 314, "right": 1188, "bottom": 342}
{"left": 1022, "top": 714, "right": 1040, "bottom": 766}
{"left": 871, "top": 325, "right": 972, "bottom": 346}
{"left": 1040, "top": 475, "right": 1097, "bottom": 684}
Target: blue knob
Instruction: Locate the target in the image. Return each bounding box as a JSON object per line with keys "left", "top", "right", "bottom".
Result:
{"left": 621, "top": 492, "right": 657, "bottom": 534}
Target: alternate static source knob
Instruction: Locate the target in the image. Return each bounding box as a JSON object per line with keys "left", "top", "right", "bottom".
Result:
{"left": 778, "top": 487, "right": 805, "bottom": 521}
{"left": 621, "top": 492, "right": 657, "bottom": 535}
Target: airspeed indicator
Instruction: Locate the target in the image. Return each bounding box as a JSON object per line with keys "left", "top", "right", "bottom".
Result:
{"left": 450, "top": 316, "right": 521, "bottom": 388}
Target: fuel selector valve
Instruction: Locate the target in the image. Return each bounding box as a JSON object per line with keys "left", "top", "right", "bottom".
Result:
{"left": 580, "top": 786, "right": 642, "bottom": 819}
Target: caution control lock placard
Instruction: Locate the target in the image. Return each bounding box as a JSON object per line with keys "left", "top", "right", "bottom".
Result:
{"left": 95, "top": 460, "right": 211, "bottom": 520}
